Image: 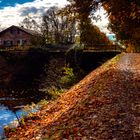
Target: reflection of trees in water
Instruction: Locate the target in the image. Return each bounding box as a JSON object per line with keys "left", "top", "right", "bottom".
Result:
{"left": 1, "top": 98, "right": 32, "bottom": 111}
{"left": 0, "top": 88, "right": 52, "bottom": 129}
{"left": 0, "top": 87, "right": 51, "bottom": 125}
{"left": 0, "top": 88, "right": 51, "bottom": 112}
{"left": 0, "top": 92, "right": 42, "bottom": 127}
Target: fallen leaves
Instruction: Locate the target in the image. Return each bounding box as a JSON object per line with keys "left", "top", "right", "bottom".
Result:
{"left": 6, "top": 54, "right": 140, "bottom": 140}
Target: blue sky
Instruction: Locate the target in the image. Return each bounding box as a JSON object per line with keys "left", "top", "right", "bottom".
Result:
{"left": 0, "top": 0, "right": 34, "bottom": 9}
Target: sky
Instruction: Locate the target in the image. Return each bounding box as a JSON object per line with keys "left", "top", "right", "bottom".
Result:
{"left": 0, "top": 0, "right": 34, "bottom": 8}
{"left": 0, "top": 0, "right": 110, "bottom": 33}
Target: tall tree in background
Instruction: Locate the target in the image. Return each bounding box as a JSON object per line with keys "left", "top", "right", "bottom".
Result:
{"left": 101, "top": 0, "right": 140, "bottom": 52}
{"left": 42, "top": 6, "right": 76, "bottom": 44}
{"left": 82, "top": 23, "right": 112, "bottom": 47}
{"left": 19, "top": 15, "right": 40, "bottom": 31}
{"left": 67, "top": 0, "right": 99, "bottom": 45}
{"left": 68, "top": 0, "right": 140, "bottom": 51}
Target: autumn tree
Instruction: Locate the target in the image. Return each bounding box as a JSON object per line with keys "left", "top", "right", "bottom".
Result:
{"left": 67, "top": 0, "right": 111, "bottom": 47}
{"left": 77, "top": 20, "right": 112, "bottom": 47}
{"left": 99, "top": 0, "right": 140, "bottom": 52}
{"left": 67, "top": 0, "right": 100, "bottom": 45}
{"left": 68, "top": 0, "right": 140, "bottom": 51}
{"left": 42, "top": 6, "right": 76, "bottom": 44}
{"left": 19, "top": 15, "right": 40, "bottom": 31}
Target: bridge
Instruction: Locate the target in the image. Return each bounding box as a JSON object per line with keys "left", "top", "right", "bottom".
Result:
{"left": 83, "top": 45, "right": 123, "bottom": 53}
{"left": 0, "top": 44, "right": 123, "bottom": 55}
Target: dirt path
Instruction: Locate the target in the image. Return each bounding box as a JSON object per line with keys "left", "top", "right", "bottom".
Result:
{"left": 118, "top": 53, "right": 140, "bottom": 73}
{"left": 7, "top": 53, "right": 140, "bottom": 140}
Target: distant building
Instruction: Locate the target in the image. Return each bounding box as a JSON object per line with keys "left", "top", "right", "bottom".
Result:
{"left": 0, "top": 25, "right": 39, "bottom": 48}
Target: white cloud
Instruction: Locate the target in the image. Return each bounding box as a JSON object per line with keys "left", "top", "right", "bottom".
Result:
{"left": 0, "top": 0, "right": 110, "bottom": 33}
{"left": 0, "top": 0, "right": 69, "bottom": 27}
{"left": 93, "top": 7, "right": 110, "bottom": 34}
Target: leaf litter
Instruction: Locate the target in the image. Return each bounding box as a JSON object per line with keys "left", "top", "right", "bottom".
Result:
{"left": 7, "top": 53, "right": 140, "bottom": 140}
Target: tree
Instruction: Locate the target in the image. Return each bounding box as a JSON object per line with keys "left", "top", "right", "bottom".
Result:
{"left": 68, "top": 0, "right": 98, "bottom": 19}
{"left": 68, "top": 0, "right": 140, "bottom": 51}
{"left": 77, "top": 20, "right": 112, "bottom": 47}
{"left": 67, "top": 0, "right": 111, "bottom": 47}
{"left": 101, "top": 0, "right": 140, "bottom": 52}
{"left": 19, "top": 16, "right": 45, "bottom": 47}
{"left": 42, "top": 6, "right": 76, "bottom": 44}
{"left": 67, "top": 0, "right": 99, "bottom": 45}
{"left": 19, "top": 15, "right": 40, "bottom": 31}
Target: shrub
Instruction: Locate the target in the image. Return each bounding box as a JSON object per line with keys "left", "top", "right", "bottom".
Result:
{"left": 59, "top": 66, "right": 76, "bottom": 87}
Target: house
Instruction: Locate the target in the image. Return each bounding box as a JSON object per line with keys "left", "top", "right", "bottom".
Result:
{"left": 0, "top": 25, "right": 39, "bottom": 48}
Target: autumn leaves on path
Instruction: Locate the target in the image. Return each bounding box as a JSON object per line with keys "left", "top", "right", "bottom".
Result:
{"left": 7, "top": 53, "right": 140, "bottom": 140}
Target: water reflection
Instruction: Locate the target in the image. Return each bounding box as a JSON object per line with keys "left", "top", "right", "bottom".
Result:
{"left": 0, "top": 104, "right": 27, "bottom": 139}
{"left": 0, "top": 86, "right": 50, "bottom": 139}
{"left": 0, "top": 92, "right": 44, "bottom": 139}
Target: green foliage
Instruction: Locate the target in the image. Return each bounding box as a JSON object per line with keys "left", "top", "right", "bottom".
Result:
{"left": 42, "top": 57, "right": 82, "bottom": 100}
{"left": 42, "top": 58, "right": 76, "bottom": 99}
{"left": 22, "top": 103, "right": 35, "bottom": 117}
{"left": 44, "top": 64, "right": 77, "bottom": 99}
{"left": 43, "top": 58, "right": 65, "bottom": 88}
{"left": 47, "top": 86, "right": 65, "bottom": 100}
{"left": 20, "top": 118, "right": 25, "bottom": 126}
{"left": 102, "top": 54, "right": 122, "bottom": 69}
{"left": 38, "top": 99, "right": 49, "bottom": 106}
{"left": 46, "top": 59, "right": 77, "bottom": 88}
{"left": 59, "top": 66, "right": 76, "bottom": 87}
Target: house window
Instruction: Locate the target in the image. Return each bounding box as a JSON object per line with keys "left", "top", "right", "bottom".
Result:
{"left": 17, "top": 40, "right": 22, "bottom": 46}
{"left": 17, "top": 39, "right": 27, "bottom": 46}
{"left": 23, "top": 40, "right": 27, "bottom": 45}
{"left": 4, "top": 40, "right": 13, "bottom": 47}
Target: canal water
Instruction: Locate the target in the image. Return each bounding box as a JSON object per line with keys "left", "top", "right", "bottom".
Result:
{"left": 0, "top": 91, "right": 42, "bottom": 139}
{"left": 0, "top": 103, "right": 26, "bottom": 139}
